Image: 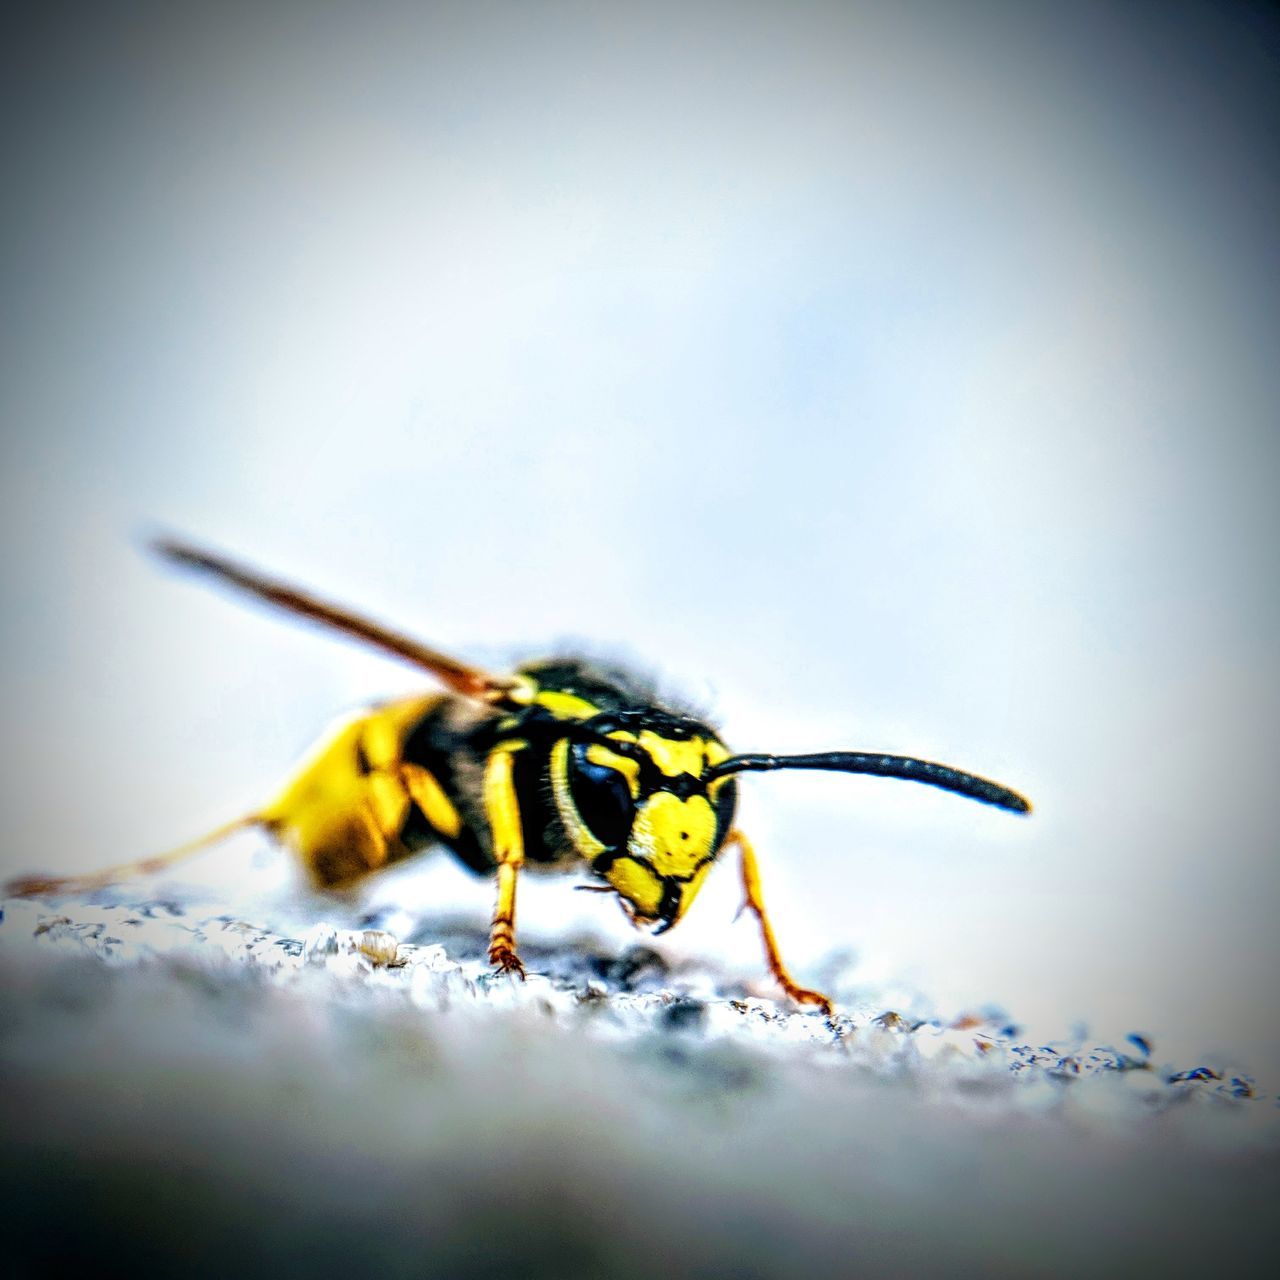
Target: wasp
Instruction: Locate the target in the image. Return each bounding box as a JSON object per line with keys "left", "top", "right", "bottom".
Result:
{"left": 7, "top": 539, "right": 1031, "bottom": 1013}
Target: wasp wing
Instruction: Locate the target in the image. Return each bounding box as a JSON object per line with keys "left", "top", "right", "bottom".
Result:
{"left": 152, "top": 537, "right": 521, "bottom": 704}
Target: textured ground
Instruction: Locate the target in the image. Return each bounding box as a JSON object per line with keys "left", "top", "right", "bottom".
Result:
{"left": 2, "top": 887, "right": 1278, "bottom": 1278}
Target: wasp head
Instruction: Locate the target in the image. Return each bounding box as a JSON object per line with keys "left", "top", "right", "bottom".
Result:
{"left": 551, "top": 718, "right": 738, "bottom": 933}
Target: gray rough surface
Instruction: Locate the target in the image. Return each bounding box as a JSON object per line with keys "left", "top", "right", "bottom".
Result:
{"left": 2, "top": 889, "right": 1278, "bottom": 1278}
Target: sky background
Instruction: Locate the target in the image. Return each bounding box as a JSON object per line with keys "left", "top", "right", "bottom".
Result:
{"left": 2, "top": 0, "right": 1277, "bottom": 1065}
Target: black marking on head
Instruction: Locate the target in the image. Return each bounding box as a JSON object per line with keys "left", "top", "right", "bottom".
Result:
{"left": 656, "top": 879, "right": 683, "bottom": 930}
{"left": 570, "top": 716, "right": 723, "bottom": 803}
{"left": 660, "top": 772, "right": 704, "bottom": 801}
{"left": 591, "top": 848, "right": 620, "bottom": 875}
{"left": 711, "top": 777, "right": 738, "bottom": 853}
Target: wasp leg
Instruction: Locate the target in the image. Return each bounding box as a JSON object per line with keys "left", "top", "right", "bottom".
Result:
{"left": 482, "top": 746, "right": 526, "bottom": 978}
{"left": 3, "top": 813, "right": 263, "bottom": 899}
{"left": 400, "top": 763, "right": 462, "bottom": 841}
{"left": 727, "top": 828, "right": 833, "bottom": 1015}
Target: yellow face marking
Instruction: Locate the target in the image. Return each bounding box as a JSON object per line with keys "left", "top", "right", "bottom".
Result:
{"left": 629, "top": 792, "right": 717, "bottom": 876}
{"left": 637, "top": 731, "right": 707, "bottom": 778}
{"left": 547, "top": 721, "right": 728, "bottom": 928}
{"left": 604, "top": 820, "right": 717, "bottom": 926}
{"left": 606, "top": 857, "right": 663, "bottom": 918}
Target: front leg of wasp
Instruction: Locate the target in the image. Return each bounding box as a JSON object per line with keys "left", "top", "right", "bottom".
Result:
{"left": 727, "top": 828, "right": 833, "bottom": 1015}
{"left": 483, "top": 745, "right": 526, "bottom": 978}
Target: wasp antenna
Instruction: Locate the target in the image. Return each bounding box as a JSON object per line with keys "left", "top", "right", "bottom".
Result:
{"left": 706, "top": 752, "right": 1031, "bottom": 814}
{"left": 150, "top": 535, "right": 522, "bottom": 704}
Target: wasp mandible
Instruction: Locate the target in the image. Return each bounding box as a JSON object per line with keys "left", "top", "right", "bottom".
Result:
{"left": 8, "top": 540, "right": 1031, "bottom": 1013}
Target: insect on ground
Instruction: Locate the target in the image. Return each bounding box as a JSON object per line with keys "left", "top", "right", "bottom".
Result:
{"left": 6, "top": 538, "right": 1032, "bottom": 1014}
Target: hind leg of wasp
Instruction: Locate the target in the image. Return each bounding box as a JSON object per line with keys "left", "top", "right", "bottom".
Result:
{"left": 727, "top": 828, "right": 833, "bottom": 1015}
{"left": 3, "top": 813, "right": 264, "bottom": 899}
{"left": 483, "top": 747, "right": 526, "bottom": 978}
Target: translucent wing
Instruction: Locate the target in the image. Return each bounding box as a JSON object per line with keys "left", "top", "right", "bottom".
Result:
{"left": 153, "top": 537, "right": 523, "bottom": 703}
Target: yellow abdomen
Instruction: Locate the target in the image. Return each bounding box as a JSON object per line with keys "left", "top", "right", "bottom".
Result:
{"left": 260, "top": 693, "right": 455, "bottom": 889}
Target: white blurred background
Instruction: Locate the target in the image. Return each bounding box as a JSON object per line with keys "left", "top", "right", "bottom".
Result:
{"left": 2, "top": 1, "right": 1276, "bottom": 1065}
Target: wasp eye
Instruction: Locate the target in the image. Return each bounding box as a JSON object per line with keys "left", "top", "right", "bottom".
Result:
{"left": 569, "top": 743, "right": 635, "bottom": 849}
